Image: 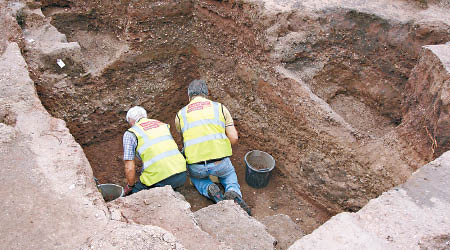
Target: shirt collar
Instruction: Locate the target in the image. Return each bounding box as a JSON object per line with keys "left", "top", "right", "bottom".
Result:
{"left": 191, "top": 96, "right": 208, "bottom": 103}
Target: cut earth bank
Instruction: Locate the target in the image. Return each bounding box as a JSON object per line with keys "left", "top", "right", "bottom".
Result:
{"left": 1, "top": 0, "right": 450, "bottom": 249}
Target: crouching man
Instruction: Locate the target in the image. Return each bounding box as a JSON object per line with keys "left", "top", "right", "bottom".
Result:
{"left": 175, "top": 79, "right": 251, "bottom": 215}
{"left": 123, "top": 106, "right": 187, "bottom": 195}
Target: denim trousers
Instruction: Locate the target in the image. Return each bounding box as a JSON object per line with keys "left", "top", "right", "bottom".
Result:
{"left": 187, "top": 157, "right": 242, "bottom": 198}
{"left": 132, "top": 171, "right": 187, "bottom": 194}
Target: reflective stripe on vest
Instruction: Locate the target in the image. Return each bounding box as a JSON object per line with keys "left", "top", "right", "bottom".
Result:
{"left": 179, "top": 98, "right": 232, "bottom": 163}
{"left": 180, "top": 102, "right": 225, "bottom": 134}
{"left": 129, "top": 118, "right": 186, "bottom": 186}
{"left": 131, "top": 125, "right": 174, "bottom": 168}
{"left": 142, "top": 149, "right": 180, "bottom": 170}
{"left": 184, "top": 133, "right": 228, "bottom": 147}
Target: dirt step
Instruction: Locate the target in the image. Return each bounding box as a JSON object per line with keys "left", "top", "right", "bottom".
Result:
{"left": 260, "top": 214, "right": 305, "bottom": 250}
{"left": 194, "top": 200, "right": 277, "bottom": 250}
{"left": 107, "top": 186, "right": 232, "bottom": 250}
{"left": 23, "top": 21, "right": 86, "bottom": 76}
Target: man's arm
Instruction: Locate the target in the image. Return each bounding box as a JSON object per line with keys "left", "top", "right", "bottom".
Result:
{"left": 222, "top": 105, "right": 238, "bottom": 145}
{"left": 124, "top": 160, "right": 136, "bottom": 186}
{"left": 225, "top": 125, "right": 238, "bottom": 145}
{"left": 123, "top": 131, "right": 138, "bottom": 194}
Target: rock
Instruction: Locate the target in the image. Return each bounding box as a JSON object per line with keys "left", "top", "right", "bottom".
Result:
{"left": 194, "top": 200, "right": 276, "bottom": 250}
{"left": 79, "top": 221, "right": 187, "bottom": 250}
{"left": 23, "top": 23, "right": 86, "bottom": 76}
{"left": 0, "top": 2, "right": 24, "bottom": 53}
{"left": 260, "top": 214, "right": 304, "bottom": 250}
{"left": 0, "top": 39, "right": 108, "bottom": 249}
{"left": 107, "top": 186, "right": 231, "bottom": 250}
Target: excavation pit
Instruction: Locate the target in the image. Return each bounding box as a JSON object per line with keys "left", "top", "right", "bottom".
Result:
{"left": 19, "top": 0, "right": 450, "bottom": 235}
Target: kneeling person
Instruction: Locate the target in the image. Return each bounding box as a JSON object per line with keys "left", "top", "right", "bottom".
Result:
{"left": 175, "top": 79, "right": 251, "bottom": 215}
{"left": 123, "top": 106, "right": 187, "bottom": 195}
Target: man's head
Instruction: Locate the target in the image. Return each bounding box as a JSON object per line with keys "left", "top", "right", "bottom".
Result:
{"left": 187, "top": 79, "right": 209, "bottom": 99}
{"left": 126, "top": 106, "right": 147, "bottom": 126}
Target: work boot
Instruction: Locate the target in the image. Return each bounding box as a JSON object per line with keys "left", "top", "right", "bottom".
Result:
{"left": 207, "top": 184, "right": 223, "bottom": 203}
{"left": 224, "top": 190, "right": 251, "bottom": 216}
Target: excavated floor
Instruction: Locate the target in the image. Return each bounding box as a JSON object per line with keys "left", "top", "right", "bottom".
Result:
{"left": 22, "top": 0, "right": 450, "bottom": 235}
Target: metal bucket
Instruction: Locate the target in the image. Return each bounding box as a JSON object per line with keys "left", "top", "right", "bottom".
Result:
{"left": 98, "top": 184, "right": 124, "bottom": 202}
{"left": 244, "top": 150, "right": 275, "bottom": 188}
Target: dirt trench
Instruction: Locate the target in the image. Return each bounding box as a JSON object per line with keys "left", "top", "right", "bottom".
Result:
{"left": 20, "top": 0, "right": 450, "bottom": 235}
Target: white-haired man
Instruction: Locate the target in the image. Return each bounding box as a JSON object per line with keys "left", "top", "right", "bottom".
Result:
{"left": 123, "top": 106, "right": 187, "bottom": 195}
{"left": 175, "top": 79, "right": 251, "bottom": 215}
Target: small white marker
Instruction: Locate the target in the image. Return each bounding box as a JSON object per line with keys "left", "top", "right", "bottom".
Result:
{"left": 56, "top": 59, "right": 65, "bottom": 68}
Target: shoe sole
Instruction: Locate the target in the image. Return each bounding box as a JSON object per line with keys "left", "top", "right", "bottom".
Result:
{"left": 207, "top": 184, "right": 223, "bottom": 203}
{"left": 224, "top": 191, "right": 252, "bottom": 216}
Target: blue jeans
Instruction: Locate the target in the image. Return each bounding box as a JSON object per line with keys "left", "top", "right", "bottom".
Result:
{"left": 132, "top": 171, "right": 187, "bottom": 194}
{"left": 187, "top": 157, "right": 242, "bottom": 198}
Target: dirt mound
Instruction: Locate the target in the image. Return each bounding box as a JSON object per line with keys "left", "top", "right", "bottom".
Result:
{"left": 194, "top": 200, "right": 277, "bottom": 250}
{"left": 107, "top": 186, "right": 232, "bottom": 250}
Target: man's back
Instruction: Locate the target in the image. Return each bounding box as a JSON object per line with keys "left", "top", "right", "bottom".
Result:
{"left": 177, "top": 96, "right": 232, "bottom": 164}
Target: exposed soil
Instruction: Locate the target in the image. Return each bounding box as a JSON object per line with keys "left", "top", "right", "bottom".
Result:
{"left": 18, "top": 0, "right": 450, "bottom": 237}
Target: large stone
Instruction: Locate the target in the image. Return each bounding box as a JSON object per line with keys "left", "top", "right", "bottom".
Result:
{"left": 194, "top": 200, "right": 277, "bottom": 250}
{"left": 107, "top": 186, "right": 231, "bottom": 250}
{"left": 0, "top": 2, "right": 24, "bottom": 55}
{"left": 79, "top": 221, "right": 186, "bottom": 250}
{"left": 0, "top": 40, "right": 108, "bottom": 249}
{"left": 23, "top": 22, "right": 86, "bottom": 76}
{"left": 288, "top": 151, "right": 450, "bottom": 250}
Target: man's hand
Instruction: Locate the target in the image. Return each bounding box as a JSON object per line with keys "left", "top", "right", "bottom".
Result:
{"left": 124, "top": 184, "right": 134, "bottom": 196}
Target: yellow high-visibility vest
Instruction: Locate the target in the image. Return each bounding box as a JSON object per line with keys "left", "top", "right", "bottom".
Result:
{"left": 178, "top": 97, "right": 232, "bottom": 164}
{"left": 128, "top": 118, "right": 186, "bottom": 186}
